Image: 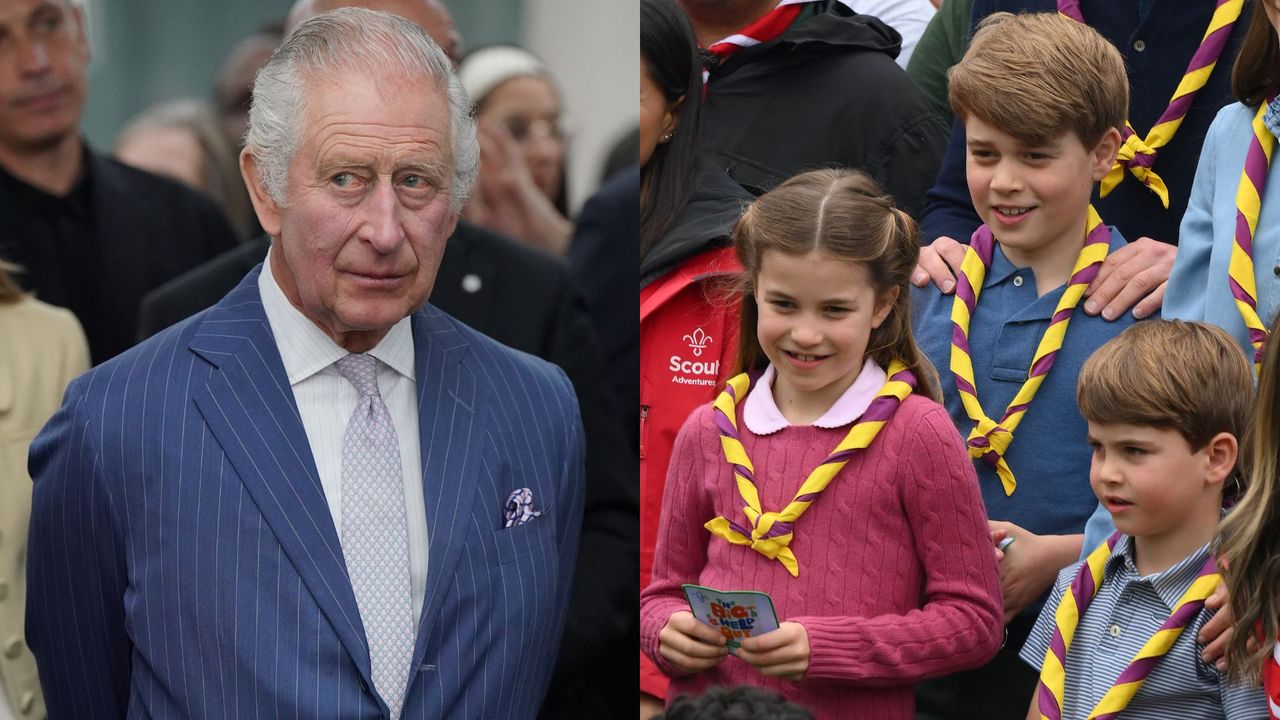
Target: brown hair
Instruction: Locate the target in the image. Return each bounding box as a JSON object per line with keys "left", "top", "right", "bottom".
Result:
{"left": 1220, "top": 312, "right": 1280, "bottom": 685}
{"left": 949, "top": 12, "right": 1129, "bottom": 147}
{"left": 731, "top": 168, "right": 940, "bottom": 403}
{"left": 1076, "top": 321, "right": 1253, "bottom": 453}
{"left": 0, "top": 259, "right": 25, "bottom": 304}
{"left": 1231, "top": 1, "right": 1280, "bottom": 108}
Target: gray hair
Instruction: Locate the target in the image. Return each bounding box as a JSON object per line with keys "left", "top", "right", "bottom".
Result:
{"left": 244, "top": 7, "right": 478, "bottom": 211}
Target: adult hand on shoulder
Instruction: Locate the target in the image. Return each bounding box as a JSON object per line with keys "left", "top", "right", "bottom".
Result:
{"left": 658, "top": 611, "right": 729, "bottom": 674}
{"left": 1082, "top": 236, "right": 1173, "bottom": 321}
{"left": 736, "top": 621, "right": 810, "bottom": 682}
{"left": 1199, "top": 582, "right": 1235, "bottom": 671}
{"left": 989, "top": 520, "right": 1082, "bottom": 624}
{"left": 910, "top": 235, "right": 966, "bottom": 294}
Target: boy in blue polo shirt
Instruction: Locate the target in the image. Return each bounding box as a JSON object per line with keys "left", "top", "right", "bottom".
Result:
{"left": 1019, "top": 320, "right": 1265, "bottom": 718}
{"left": 911, "top": 12, "right": 1142, "bottom": 718}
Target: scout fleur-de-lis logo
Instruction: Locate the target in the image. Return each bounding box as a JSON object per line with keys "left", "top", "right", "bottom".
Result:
{"left": 683, "top": 327, "right": 712, "bottom": 357}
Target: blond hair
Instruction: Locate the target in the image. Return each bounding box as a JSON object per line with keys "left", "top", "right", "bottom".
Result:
{"left": 949, "top": 12, "right": 1129, "bottom": 147}
{"left": 1220, "top": 312, "right": 1280, "bottom": 684}
{"left": 1076, "top": 321, "right": 1252, "bottom": 453}
{"left": 731, "top": 168, "right": 940, "bottom": 402}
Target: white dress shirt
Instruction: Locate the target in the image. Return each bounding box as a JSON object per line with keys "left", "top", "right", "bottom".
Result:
{"left": 258, "top": 249, "right": 429, "bottom": 628}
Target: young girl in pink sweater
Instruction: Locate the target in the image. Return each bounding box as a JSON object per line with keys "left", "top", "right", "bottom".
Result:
{"left": 639, "top": 169, "right": 1004, "bottom": 719}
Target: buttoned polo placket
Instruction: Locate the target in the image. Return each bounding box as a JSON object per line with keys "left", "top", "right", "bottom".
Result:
{"left": 980, "top": 251, "right": 1073, "bottom": 386}
{"left": 1066, "top": 537, "right": 1219, "bottom": 715}
{"left": 1088, "top": 566, "right": 1161, "bottom": 692}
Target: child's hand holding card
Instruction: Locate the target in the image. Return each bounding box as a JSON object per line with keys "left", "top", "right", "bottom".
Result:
{"left": 682, "top": 584, "right": 781, "bottom": 651}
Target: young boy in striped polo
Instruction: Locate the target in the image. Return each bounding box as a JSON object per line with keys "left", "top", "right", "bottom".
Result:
{"left": 1019, "top": 321, "right": 1266, "bottom": 718}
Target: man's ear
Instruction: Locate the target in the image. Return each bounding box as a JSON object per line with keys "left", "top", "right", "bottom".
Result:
{"left": 1203, "top": 431, "right": 1239, "bottom": 488}
{"left": 1091, "top": 127, "right": 1122, "bottom": 182}
{"left": 240, "top": 149, "right": 283, "bottom": 238}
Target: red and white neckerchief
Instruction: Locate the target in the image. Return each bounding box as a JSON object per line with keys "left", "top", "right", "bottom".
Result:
{"left": 1264, "top": 639, "right": 1280, "bottom": 718}
{"left": 702, "top": 0, "right": 854, "bottom": 81}
{"left": 705, "top": 0, "right": 812, "bottom": 61}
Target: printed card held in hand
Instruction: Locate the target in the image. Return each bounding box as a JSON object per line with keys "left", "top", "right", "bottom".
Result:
{"left": 682, "top": 584, "right": 780, "bottom": 650}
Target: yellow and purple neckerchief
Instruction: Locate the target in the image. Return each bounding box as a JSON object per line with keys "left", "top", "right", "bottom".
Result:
{"left": 705, "top": 360, "right": 915, "bottom": 577}
{"left": 950, "top": 206, "right": 1110, "bottom": 496}
{"left": 1229, "top": 93, "right": 1278, "bottom": 373}
{"left": 1058, "top": 0, "right": 1244, "bottom": 208}
{"left": 1035, "top": 532, "right": 1221, "bottom": 720}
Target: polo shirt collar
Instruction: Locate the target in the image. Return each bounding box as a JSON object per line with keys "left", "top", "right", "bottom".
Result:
{"left": 982, "top": 240, "right": 1024, "bottom": 289}
{"left": 1102, "top": 533, "right": 1214, "bottom": 611}
{"left": 258, "top": 245, "right": 415, "bottom": 386}
{"left": 981, "top": 227, "right": 1129, "bottom": 322}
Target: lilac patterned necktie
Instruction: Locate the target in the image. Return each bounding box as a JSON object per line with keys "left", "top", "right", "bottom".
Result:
{"left": 336, "top": 353, "right": 414, "bottom": 718}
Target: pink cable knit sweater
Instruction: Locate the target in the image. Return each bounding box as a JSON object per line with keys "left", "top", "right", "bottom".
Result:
{"left": 639, "top": 396, "right": 1003, "bottom": 719}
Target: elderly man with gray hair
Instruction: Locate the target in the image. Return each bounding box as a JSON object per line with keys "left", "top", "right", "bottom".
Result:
{"left": 24, "top": 9, "right": 584, "bottom": 720}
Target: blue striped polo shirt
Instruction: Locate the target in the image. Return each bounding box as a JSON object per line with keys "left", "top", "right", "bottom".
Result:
{"left": 1020, "top": 535, "right": 1267, "bottom": 718}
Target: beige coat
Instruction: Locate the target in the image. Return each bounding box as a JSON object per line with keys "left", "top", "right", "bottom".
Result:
{"left": 0, "top": 298, "right": 88, "bottom": 719}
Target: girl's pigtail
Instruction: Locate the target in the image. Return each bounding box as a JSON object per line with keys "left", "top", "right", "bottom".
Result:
{"left": 1219, "top": 312, "right": 1280, "bottom": 684}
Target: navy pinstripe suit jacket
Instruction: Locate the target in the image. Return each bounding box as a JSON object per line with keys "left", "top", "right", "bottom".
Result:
{"left": 24, "top": 266, "right": 585, "bottom": 719}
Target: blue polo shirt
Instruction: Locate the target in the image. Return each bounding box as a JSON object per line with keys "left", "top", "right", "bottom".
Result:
{"left": 1020, "top": 535, "right": 1267, "bottom": 719}
{"left": 911, "top": 227, "right": 1141, "bottom": 548}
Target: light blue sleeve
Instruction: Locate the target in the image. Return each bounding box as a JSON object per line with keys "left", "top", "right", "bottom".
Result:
{"left": 1164, "top": 108, "right": 1223, "bottom": 321}
{"left": 1079, "top": 501, "right": 1116, "bottom": 562}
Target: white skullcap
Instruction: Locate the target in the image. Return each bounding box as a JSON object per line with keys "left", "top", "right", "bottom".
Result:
{"left": 458, "top": 45, "right": 550, "bottom": 107}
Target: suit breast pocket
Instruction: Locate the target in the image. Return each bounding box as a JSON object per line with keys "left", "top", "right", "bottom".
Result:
{"left": 492, "top": 516, "right": 556, "bottom": 566}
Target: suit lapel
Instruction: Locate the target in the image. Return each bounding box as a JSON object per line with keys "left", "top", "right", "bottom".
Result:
{"left": 408, "top": 307, "right": 486, "bottom": 668}
{"left": 188, "top": 267, "right": 375, "bottom": 689}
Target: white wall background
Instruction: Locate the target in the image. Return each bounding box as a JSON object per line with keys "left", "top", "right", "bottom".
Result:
{"left": 524, "top": 0, "right": 638, "bottom": 212}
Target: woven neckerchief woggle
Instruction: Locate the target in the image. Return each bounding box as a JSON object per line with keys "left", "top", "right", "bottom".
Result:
{"left": 1034, "top": 531, "right": 1221, "bottom": 720}
{"left": 1057, "top": 0, "right": 1244, "bottom": 207}
{"left": 950, "top": 205, "right": 1110, "bottom": 496}
{"left": 705, "top": 360, "right": 915, "bottom": 577}
{"left": 1228, "top": 91, "right": 1279, "bottom": 373}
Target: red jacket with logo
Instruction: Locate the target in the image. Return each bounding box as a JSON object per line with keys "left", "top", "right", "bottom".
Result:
{"left": 639, "top": 245, "right": 740, "bottom": 698}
